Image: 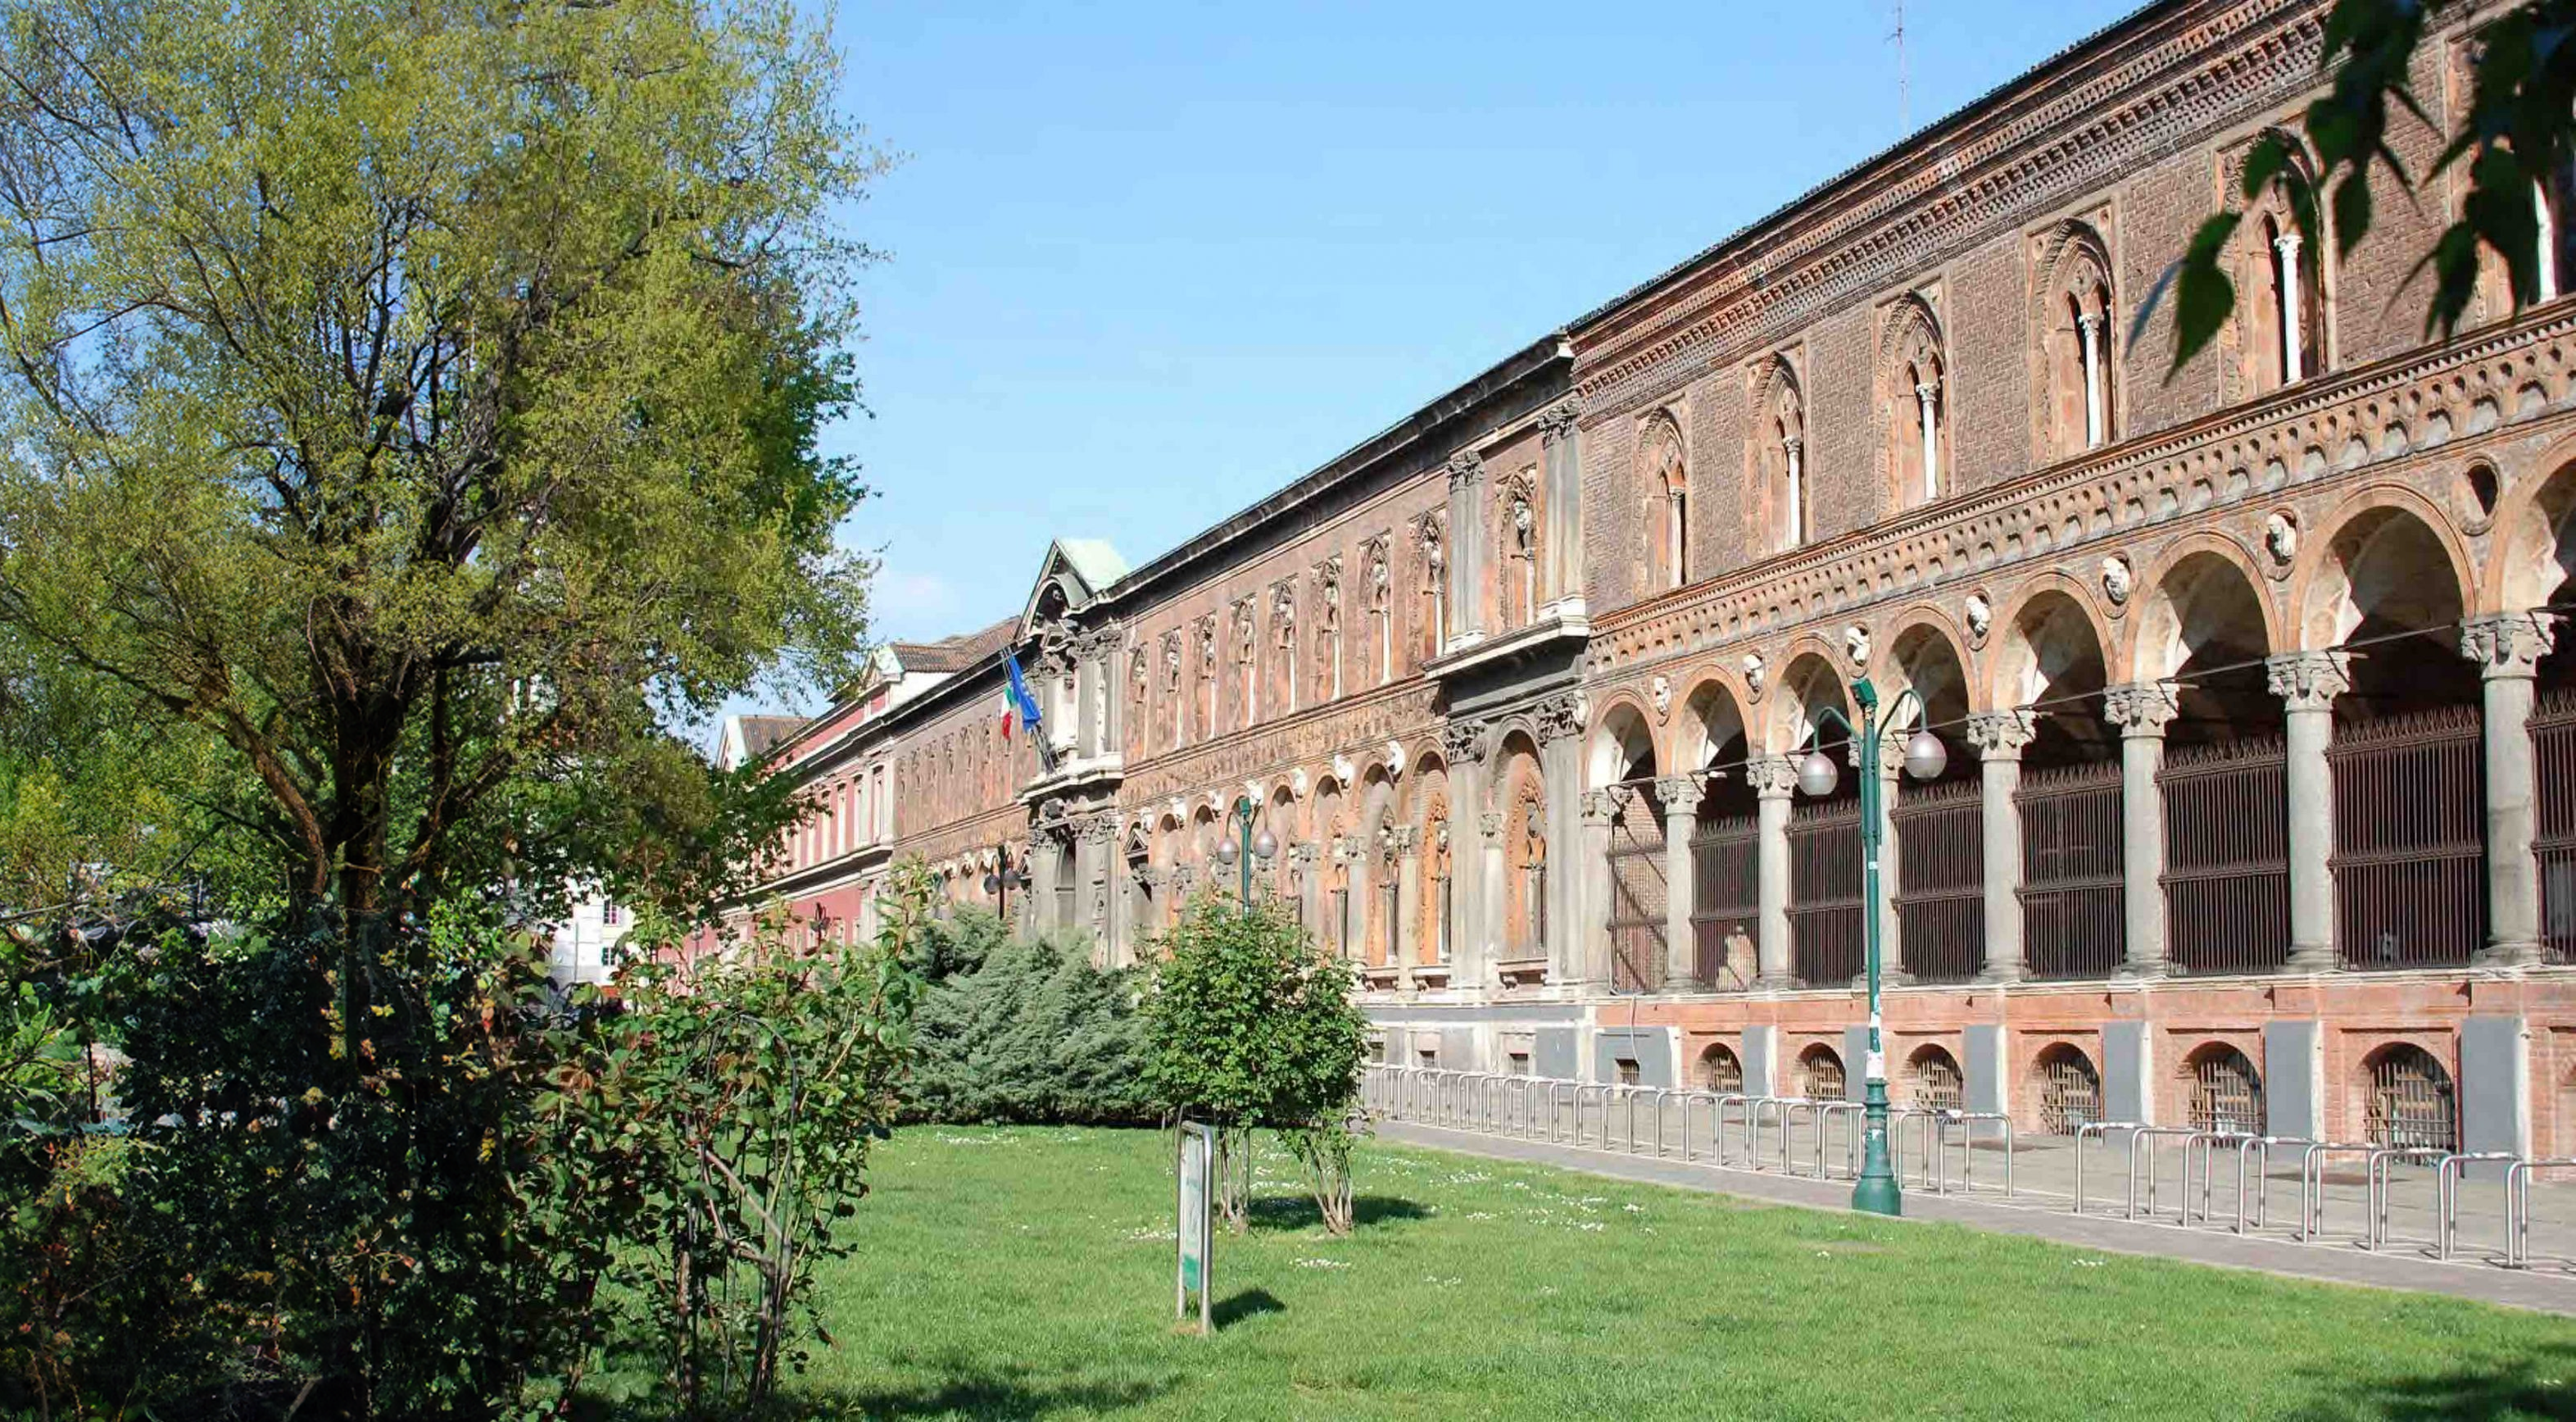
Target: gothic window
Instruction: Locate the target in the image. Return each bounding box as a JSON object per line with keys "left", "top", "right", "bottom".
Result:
{"left": 1313, "top": 557, "right": 1343, "bottom": 702}
{"left": 1753, "top": 358, "right": 1806, "bottom": 553}
{"left": 1417, "top": 513, "right": 1448, "bottom": 659}
{"left": 1881, "top": 296, "right": 1946, "bottom": 508}
{"left": 2037, "top": 222, "right": 2116, "bottom": 459}
{"left": 1271, "top": 582, "right": 1298, "bottom": 713}
{"left": 1195, "top": 616, "right": 1218, "bottom": 742}
{"left": 1637, "top": 411, "right": 1688, "bottom": 591}
{"left": 1159, "top": 629, "right": 1182, "bottom": 751}
{"left": 1230, "top": 598, "right": 1255, "bottom": 728}
{"left": 2234, "top": 143, "right": 2328, "bottom": 393}
{"left": 1425, "top": 806, "right": 1451, "bottom": 964}
{"left": 1364, "top": 537, "right": 1393, "bottom": 687}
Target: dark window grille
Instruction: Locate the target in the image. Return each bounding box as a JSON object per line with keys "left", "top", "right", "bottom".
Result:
{"left": 1909, "top": 1048, "right": 1964, "bottom": 1111}
{"left": 1417, "top": 1047, "right": 1438, "bottom": 1070}
{"left": 1689, "top": 812, "right": 1761, "bottom": 990}
{"left": 2187, "top": 1046, "right": 2264, "bottom": 1134}
{"left": 1607, "top": 800, "right": 1668, "bottom": 993}
{"left": 1507, "top": 1051, "right": 1531, "bottom": 1076}
{"left": 1800, "top": 1046, "right": 1846, "bottom": 1101}
{"left": 2330, "top": 704, "right": 2485, "bottom": 970}
{"left": 1788, "top": 797, "right": 1862, "bottom": 986}
{"left": 1893, "top": 779, "right": 1983, "bottom": 983}
{"left": 1616, "top": 1058, "right": 1641, "bottom": 1087}
{"left": 2036, "top": 1045, "right": 2101, "bottom": 1134}
{"left": 2533, "top": 687, "right": 2576, "bottom": 965}
{"left": 2160, "top": 734, "right": 2290, "bottom": 974}
{"left": 2017, "top": 760, "right": 2125, "bottom": 979}
{"left": 2365, "top": 1045, "right": 2459, "bottom": 1151}
{"left": 1698, "top": 1044, "right": 1744, "bottom": 1093}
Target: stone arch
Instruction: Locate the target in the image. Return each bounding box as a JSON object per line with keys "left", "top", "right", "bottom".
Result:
{"left": 1797, "top": 1042, "right": 1848, "bottom": 1100}
{"left": 1637, "top": 409, "right": 1689, "bottom": 591}
{"left": 2488, "top": 435, "right": 2576, "bottom": 613}
{"left": 1358, "top": 762, "right": 1399, "bottom": 965}
{"left": 1674, "top": 672, "right": 1752, "bottom": 776}
{"left": 2034, "top": 218, "right": 2117, "bottom": 459}
{"left": 2032, "top": 1040, "right": 2103, "bottom": 1134}
{"left": 1906, "top": 1043, "right": 1965, "bottom": 1110}
{"left": 1589, "top": 697, "right": 1659, "bottom": 788}
{"left": 2293, "top": 489, "right": 2478, "bottom": 713}
{"left": 1884, "top": 614, "right": 1975, "bottom": 732}
{"left": 2357, "top": 1040, "right": 2460, "bottom": 1150}
{"left": 1410, "top": 754, "right": 1454, "bottom": 968}
{"left": 1769, "top": 645, "right": 1853, "bottom": 756}
{"left": 2180, "top": 1040, "right": 2266, "bottom": 1134}
{"left": 2129, "top": 538, "right": 2281, "bottom": 747}
{"left": 1988, "top": 578, "right": 2115, "bottom": 766}
{"left": 1696, "top": 1041, "right": 1745, "bottom": 1093}
{"left": 1494, "top": 729, "right": 1549, "bottom": 959}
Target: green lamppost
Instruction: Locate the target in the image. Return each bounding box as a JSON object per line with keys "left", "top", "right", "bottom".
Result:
{"left": 1212, "top": 795, "right": 1275, "bottom": 911}
{"left": 1796, "top": 675, "right": 1948, "bottom": 1217}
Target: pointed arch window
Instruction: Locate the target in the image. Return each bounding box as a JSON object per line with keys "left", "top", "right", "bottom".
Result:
{"left": 1753, "top": 360, "right": 1807, "bottom": 553}
{"left": 1883, "top": 298, "right": 1947, "bottom": 507}
{"left": 1637, "top": 411, "right": 1689, "bottom": 590}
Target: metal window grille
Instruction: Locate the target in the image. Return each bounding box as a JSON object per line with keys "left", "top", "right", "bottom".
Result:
{"left": 2365, "top": 1045, "right": 2459, "bottom": 1151}
{"left": 1417, "top": 1047, "right": 1438, "bottom": 1070}
{"left": 2017, "top": 760, "right": 2125, "bottom": 979}
{"left": 2532, "top": 687, "right": 2576, "bottom": 965}
{"left": 2036, "top": 1046, "right": 2101, "bottom": 1134}
{"left": 1689, "top": 812, "right": 1761, "bottom": 990}
{"left": 1801, "top": 1047, "right": 1846, "bottom": 1102}
{"left": 1893, "top": 779, "right": 1983, "bottom": 983}
{"left": 2329, "top": 704, "right": 2485, "bottom": 970}
{"left": 1616, "top": 1058, "right": 1641, "bottom": 1088}
{"left": 1698, "top": 1046, "right": 1744, "bottom": 1093}
{"left": 2187, "top": 1047, "right": 2265, "bottom": 1135}
{"left": 1909, "top": 1050, "right": 1964, "bottom": 1111}
{"left": 2160, "top": 734, "right": 2290, "bottom": 974}
{"left": 1607, "top": 798, "right": 1669, "bottom": 993}
{"left": 1788, "top": 797, "right": 1862, "bottom": 986}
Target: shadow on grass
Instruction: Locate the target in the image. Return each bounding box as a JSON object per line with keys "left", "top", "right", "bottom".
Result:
{"left": 572, "top": 1362, "right": 1166, "bottom": 1421}
{"left": 1211, "top": 1287, "right": 1285, "bottom": 1330}
{"left": 1244, "top": 1193, "right": 1431, "bottom": 1233}
{"left": 2286, "top": 1342, "right": 2576, "bottom": 1421}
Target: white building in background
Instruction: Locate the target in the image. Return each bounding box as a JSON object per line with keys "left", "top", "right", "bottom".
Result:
{"left": 548, "top": 890, "right": 631, "bottom": 986}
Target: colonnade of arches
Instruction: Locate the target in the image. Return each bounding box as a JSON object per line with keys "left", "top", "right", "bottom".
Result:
{"left": 1588, "top": 452, "right": 2576, "bottom": 990}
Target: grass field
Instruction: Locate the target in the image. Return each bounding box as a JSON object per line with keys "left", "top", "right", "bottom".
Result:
{"left": 624, "top": 1125, "right": 2576, "bottom": 1419}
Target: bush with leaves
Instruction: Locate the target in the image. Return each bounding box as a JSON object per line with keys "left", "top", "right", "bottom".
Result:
{"left": 900, "top": 909, "right": 1153, "bottom": 1127}
{"left": 1141, "top": 893, "right": 1370, "bottom": 1235}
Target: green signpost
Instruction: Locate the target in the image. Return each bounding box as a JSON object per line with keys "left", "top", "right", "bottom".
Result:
{"left": 1176, "top": 1120, "right": 1213, "bottom": 1333}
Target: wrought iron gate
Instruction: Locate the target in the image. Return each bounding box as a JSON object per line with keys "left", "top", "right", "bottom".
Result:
{"left": 2018, "top": 760, "right": 2125, "bottom": 979}
{"left": 2329, "top": 705, "right": 2484, "bottom": 970}
{"left": 1689, "top": 812, "right": 1760, "bottom": 989}
{"left": 2160, "top": 734, "right": 2290, "bottom": 974}
{"left": 1606, "top": 794, "right": 1667, "bottom": 993}
{"left": 1893, "top": 779, "right": 1982, "bottom": 983}
{"left": 1787, "top": 797, "right": 1862, "bottom": 985}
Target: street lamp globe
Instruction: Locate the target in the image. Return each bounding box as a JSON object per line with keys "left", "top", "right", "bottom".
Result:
{"left": 1902, "top": 728, "right": 1949, "bottom": 782}
{"left": 1253, "top": 829, "right": 1278, "bottom": 861}
{"left": 1795, "top": 747, "right": 1840, "bottom": 798}
{"left": 1214, "top": 838, "right": 1239, "bottom": 866}
{"left": 982, "top": 871, "right": 1000, "bottom": 894}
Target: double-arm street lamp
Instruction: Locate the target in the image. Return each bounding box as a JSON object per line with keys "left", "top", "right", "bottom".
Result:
{"left": 1211, "top": 794, "right": 1276, "bottom": 911}
{"left": 1794, "top": 675, "right": 1948, "bottom": 1217}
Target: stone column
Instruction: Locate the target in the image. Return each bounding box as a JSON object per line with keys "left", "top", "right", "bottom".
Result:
{"left": 2464, "top": 613, "right": 2557, "bottom": 965}
{"left": 1479, "top": 810, "right": 1508, "bottom": 988}
{"left": 1448, "top": 750, "right": 1488, "bottom": 979}
{"left": 1654, "top": 775, "right": 1703, "bottom": 988}
{"left": 1748, "top": 756, "right": 1800, "bottom": 988}
{"left": 1444, "top": 452, "right": 1486, "bottom": 647}
{"left": 2268, "top": 651, "right": 2352, "bottom": 971}
{"left": 2102, "top": 683, "right": 2179, "bottom": 977}
{"left": 2274, "top": 229, "right": 2306, "bottom": 381}
{"left": 2078, "top": 313, "right": 2106, "bottom": 447}
{"left": 1027, "top": 836, "right": 1064, "bottom": 934}
{"left": 1783, "top": 436, "right": 1805, "bottom": 546}
{"left": 1966, "top": 709, "right": 2038, "bottom": 983}
{"left": 1915, "top": 380, "right": 1941, "bottom": 501}
{"left": 1540, "top": 722, "right": 1585, "bottom": 982}
{"left": 1540, "top": 398, "right": 1583, "bottom": 612}
{"left": 1579, "top": 790, "right": 1618, "bottom": 988}
{"left": 1390, "top": 826, "right": 1422, "bottom": 988}
{"left": 1290, "top": 842, "right": 1322, "bottom": 939}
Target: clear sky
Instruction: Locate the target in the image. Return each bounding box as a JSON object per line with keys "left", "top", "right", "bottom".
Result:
{"left": 824, "top": 0, "right": 2143, "bottom": 670}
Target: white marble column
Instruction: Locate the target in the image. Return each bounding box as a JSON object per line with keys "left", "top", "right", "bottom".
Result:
{"left": 1748, "top": 756, "right": 1799, "bottom": 988}
{"left": 2102, "top": 683, "right": 2179, "bottom": 977}
{"left": 1782, "top": 437, "right": 1806, "bottom": 547}
{"left": 1966, "top": 709, "right": 2038, "bottom": 983}
{"left": 2079, "top": 313, "right": 2106, "bottom": 447}
{"left": 1915, "top": 380, "right": 1941, "bottom": 500}
{"left": 2268, "top": 651, "right": 2352, "bottom": 971}
{"left": 1390, "top": 827, "right": 1422, "bottom": 988}
{"left": 1479, "top": 810, "right": 1508, "bottom": 988}
{"left": 1655, "top": 775, "right": 1703, "bottom": 989}
{"left": 1579, "top": 790, "right": 1617, "bottom": 988}
{"left": 2464, "top": 613, "right": 2557, "bottom": 965}
{"left": 2274, "top": 229, "right": 2307, "bottom": 382}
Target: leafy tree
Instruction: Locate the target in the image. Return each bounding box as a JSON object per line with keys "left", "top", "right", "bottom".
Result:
{"left": 0, "top": 0, "right": 878, "bottom": 920}
{"left": 2155, "top": 0, "right": 2576, "bottom": 370}
{"left": 902, "top": 908, "right": 1154, "bottom": 1127}
{"left": 1141, "top": 893, "right": 1369, "bottom": 1235}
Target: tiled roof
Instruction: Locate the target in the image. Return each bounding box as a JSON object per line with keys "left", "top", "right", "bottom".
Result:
{"left": 734, "top": 715, "right": 807, "bottom": 761}
{"left": 891, "top": 616, "right": 1018, "bottom": 674}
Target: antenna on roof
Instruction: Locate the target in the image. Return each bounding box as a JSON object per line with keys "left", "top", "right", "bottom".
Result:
{"left": 1889, "top": 0, "right": 1908, "bottom": 137}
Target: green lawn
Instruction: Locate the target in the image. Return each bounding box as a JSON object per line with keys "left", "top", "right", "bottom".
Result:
{"left": 670, "top": 1126, "right": 2576, "bottom": 1419}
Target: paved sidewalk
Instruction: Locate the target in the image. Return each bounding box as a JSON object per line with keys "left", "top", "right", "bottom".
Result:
{"left": 1378, "top": 1120, "right": 2576, "bottom": 1316}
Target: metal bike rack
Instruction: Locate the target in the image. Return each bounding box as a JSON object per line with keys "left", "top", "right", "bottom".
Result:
{"left": 2367, "top": 1145, "right": 2456, "bottom": 1252}
{"left": 2297, "top": 1142, "right": 2379, "bottom": 1243}
{"left": 2436, "top": 1152, "right": 2522, "bottom": 1261}
{"left": 1677, "top": 1091, "right": 1721, "bottom": 1163}
{"left": 1934, "top": 1111, "right": 2016, "bottom": 1198}
{"left": 2506, "top": 1157, "right": 2576, "bottom": 1269}
{"left": 1813, "top": 1100, "right": 1869, "bottom": 1179}
{"left": 2125, "top": 1126, "right": 2201, "bottom": 1221}
{"left": 2179, "top": 1131, "right": 2256, "bottom": 1228}
{"left": 2215, "top": 1135, "right": 2310, "bottom": 1233}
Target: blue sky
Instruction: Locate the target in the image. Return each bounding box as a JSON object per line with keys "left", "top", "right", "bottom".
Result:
{"left": 825, "top": 0, "right": 2142, "bottom": 667}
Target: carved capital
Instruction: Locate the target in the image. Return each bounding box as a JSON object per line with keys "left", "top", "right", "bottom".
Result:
{"left": 1581, "top": 789, "right": 1621, "bottom": 825}
{"left": 1480, "top": 810, "right": 1505, "bottom": 838}
{"left": 1386, "top": 825, "right": 1422, "bottom": 856}
{"left": 2461, "top": 612, "right": 2557, "bottom": 679}
{"left": 1440, "top": 720, "right": 1488, "bottom": 766}
{"left": 1652, "top": 775, "right": 1703, "bottom": 816}
{"left": 2265, "top": 651, "right": 2352, "bottom": 712}
{"left": 1539, "top": 397, "right": 1583, "bottom": 442}
{"left": 2102, "top": 680, "right": 2181, "bottom": 738}
{"left": 1964, "top": 708, "right": 2039, "bottom": 760}
{"left": 1287, "top": 842, "right": 1320, "bottom": 868}
{"left": 1445, "top": 449, "right": 1485, "bottom": 491}
{"left": 1533, "top": 692, "right": 1588, "bottom": 744}
{"left": 1746, "top": 755, "right": 1801, "bottom": 799}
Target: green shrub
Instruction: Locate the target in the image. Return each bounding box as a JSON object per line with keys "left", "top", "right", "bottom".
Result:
{"left": 902, "top": 910, "right": 1154, "bottom": 1127}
